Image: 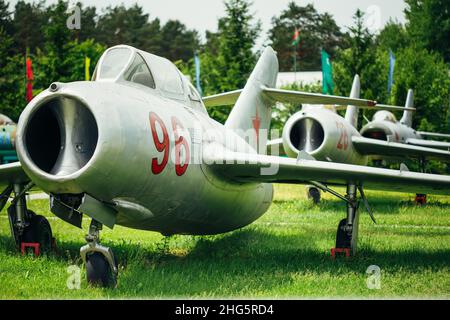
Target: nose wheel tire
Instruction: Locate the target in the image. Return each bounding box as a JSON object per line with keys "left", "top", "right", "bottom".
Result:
{"left": 307, "top": 187, "right": 321, "bottom": 204}
{"left": 86, "top": 252, "right": 116, "bottom": 288}
{"left": 335, "top": 218, "right": 351, "bottom": 249}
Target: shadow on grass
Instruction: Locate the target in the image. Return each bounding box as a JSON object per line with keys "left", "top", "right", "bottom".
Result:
{"left": 0, "top": 227, "right": 448, "bottom": 297}
{"left": 273, "top": 197, "right": 450, "bottom": 216}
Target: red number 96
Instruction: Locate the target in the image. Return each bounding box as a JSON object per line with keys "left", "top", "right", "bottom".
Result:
{"left": 149, "top": 112, "right": 190, "bottom": 176}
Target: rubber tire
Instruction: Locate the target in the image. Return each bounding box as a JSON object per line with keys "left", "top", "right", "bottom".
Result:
{"left": 86, "top": 252, "right": 116, "bottom": 288}
{"left": 335, "top": 218, "right": 351, "bottom": 249}
{"left": 21, "top": 214, "right": 53, "bottom": 253}
{"left": 308, "top": 187, "right": 321, "bottom": 204}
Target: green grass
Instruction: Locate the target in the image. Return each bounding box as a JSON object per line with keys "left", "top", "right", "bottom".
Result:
{"left": 0, "top": 185, "right": 449, "bottom": 299}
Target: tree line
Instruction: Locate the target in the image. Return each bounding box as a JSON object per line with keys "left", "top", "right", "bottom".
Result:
{"left": 0, "top": 0, "right": 449, "bottom": 135}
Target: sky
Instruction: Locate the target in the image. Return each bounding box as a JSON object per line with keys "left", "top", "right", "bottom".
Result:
{"left": 9, "top": 0, "right": 407, "bottom": 48}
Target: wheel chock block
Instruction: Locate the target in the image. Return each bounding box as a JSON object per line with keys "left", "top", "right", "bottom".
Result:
{"left": 21, "top": 242, "right": 40, "bottom": 257}
{"left": 331, "top": 248, "right": 351, "bottom": 259}
{"left": 415, "top": 194, "right": 427, "bottom": 205}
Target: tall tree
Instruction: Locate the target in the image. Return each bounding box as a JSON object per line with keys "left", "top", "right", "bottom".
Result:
{"left": 11, "top": 0, "right": 47, "bottom": 55}
{"left": 96, "top": 4, "right": 153, "bottom": 48}
{"left": 405, "top": 0, "right": 450, "bottom": 63}
{"left": 391, "top": 45, "right": 450, "bottom": 132}
{"left": 376, "top": 20, "right": 409, "bottom": 52}
{"left": 192, "top": 0, "right": 260, "bottom": 123}
{"left": 333, "top": 10, "right": 385, "bottom": 102}
{"left": 268, "top": 2, "right": 344, "bottom": 71}
{"left": 160, "top": 20, "right": 200, "bottom": 62}
{"left": 211, "top": 0, "right": 260, "bottom": 92}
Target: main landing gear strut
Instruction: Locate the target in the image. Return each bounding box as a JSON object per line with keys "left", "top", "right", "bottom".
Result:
{"left": 308, "top": 181, "right": 376, "bottom": 256}
{"left": 2, "top": 184, "right": 117, "bottom": 287}
{"left": 1, "top": 183, "right": 54, "bottom": 256}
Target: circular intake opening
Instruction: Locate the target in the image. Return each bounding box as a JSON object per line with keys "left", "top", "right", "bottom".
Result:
{"left": 362, "top": 129, "right": 388, "bottom": 141}
{"left": 24, "top": 96, "right": 98, "bottom": 176}
{"left": 289, "top": 117, "right": 324, "bottom": 153}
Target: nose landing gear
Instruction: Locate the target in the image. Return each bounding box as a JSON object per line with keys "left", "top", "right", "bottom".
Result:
{"left": 80, "top": 219, "right": 118, "bottom": 288}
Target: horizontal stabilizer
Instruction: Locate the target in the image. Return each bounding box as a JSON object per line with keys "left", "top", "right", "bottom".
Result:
{"left": 203, "top": 89, "right": 242, "bottom": 108}
{"left": 203, "top": 86, "right": 376, "bottom": 108}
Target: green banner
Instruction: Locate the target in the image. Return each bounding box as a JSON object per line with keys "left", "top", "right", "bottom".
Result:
{"left": 321, "top": 50, "right": 334, "bottom": 95}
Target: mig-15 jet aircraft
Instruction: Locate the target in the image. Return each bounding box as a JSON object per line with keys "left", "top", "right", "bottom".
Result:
{"left": 360, "top": 89, "right": 450, "bottom": 164}
{"left": 1, "top": 45, "right": 450, "bottom": 287}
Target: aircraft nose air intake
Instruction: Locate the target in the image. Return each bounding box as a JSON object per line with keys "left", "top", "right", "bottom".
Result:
{"left": 289, "top": 117, "right": 324, "bottom": 153}
{"left": 21, "top": 95, "right": 98, "bottom": 176}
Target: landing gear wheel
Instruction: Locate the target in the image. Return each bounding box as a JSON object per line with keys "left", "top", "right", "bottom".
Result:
{"left": 22, "top": 214, "right": 53, "bottom": 253}
{"left": 86, "top": 252, "right": 116, "bottom": 288}
{"left": 335, "top": 218, "right": 351, "bottom": 249}
{"left": 307, "top": 187, "right": 321, "bottom": 204}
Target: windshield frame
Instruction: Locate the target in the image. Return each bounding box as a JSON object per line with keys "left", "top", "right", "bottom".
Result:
{"left": 97, "top": 47, "right": 134, "bottom": 81}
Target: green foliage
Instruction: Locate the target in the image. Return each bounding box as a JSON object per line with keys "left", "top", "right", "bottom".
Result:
{"left": 268, "top": 2, "right": 345, "bottom": 71}
{"left": 0, "top": 51, "right": 26, "bottom": 121}
{"left": 184, "top": 0, "right": 260, "bottom": 123}
{"left": 376, "top": 20, "right": 409, "bottom": 52}
{"left": 333, "top": 9, "right": 450, "bottom": 135}
{"left": 391, "top": 45, "right": 450, "bottom": 132}
{"left": 405, "top": 0, "right": 450, "bottom": 63}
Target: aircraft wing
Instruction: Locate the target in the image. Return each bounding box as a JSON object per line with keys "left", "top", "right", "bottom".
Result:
{"left": 334, "top": 104, "right": 416, "bottom": 112}
{"left": 417, "top": 131, "right": 450, "bottom": 140}
{"left": 406, "top": 138, "right": 450, "bottom": 150}
{"left": 202, "top": 86, "right": 376, "bottom": 108}
{"left": 266, "top": 138, "right": 286, "bottom": 156}
{"left": 352, "top": 136, "right": 450, "bottom": 162}
{"left": 0, "top": 162, "right": 29, "bottom": 189}
{"left": 204, "top": 150, "right": 450, "bottom": 195}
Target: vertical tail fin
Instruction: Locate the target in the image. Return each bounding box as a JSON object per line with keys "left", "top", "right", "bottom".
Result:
{"left": 400, "top": 89, "right": 414, "bottom": 127}
{"left": 344, "top": 75, "right": 361, "bottom": 128}
{"left": 225, "top": 47, "right": 279, "bottom": 154}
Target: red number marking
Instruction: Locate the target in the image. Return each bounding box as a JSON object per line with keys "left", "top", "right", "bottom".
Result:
{"left": 149, "top": 112, "right": 169, "bottom": 174}
{"left": 336, "top": 122, "right": 349, "bottom": 151}
{"left": 171, "top": 116, "right": 190, "bottom": 176}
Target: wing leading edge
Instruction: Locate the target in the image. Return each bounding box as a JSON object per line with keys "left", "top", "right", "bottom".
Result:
{"left": 352, "top": 136, "right": 450, "bottom": 162}
{"left": 0, "top": 162, "right": 29, "bottom": 189}
{"left": 407, "top": 138, "right": 450, "bottom": 150}
{"left": 204, "top": 150, "right": 450, "bottom": 195}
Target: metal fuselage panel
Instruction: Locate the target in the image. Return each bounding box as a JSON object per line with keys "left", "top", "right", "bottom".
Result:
{"left": 16, "top": 82, "right": 273, "bottom": 236}
{"left": 283, "top": 107, "right": 368, "bottom": 166}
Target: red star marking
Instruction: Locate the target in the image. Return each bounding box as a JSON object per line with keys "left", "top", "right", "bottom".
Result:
{"left": 252, "top": 107, "right": 261, "bottom": 147}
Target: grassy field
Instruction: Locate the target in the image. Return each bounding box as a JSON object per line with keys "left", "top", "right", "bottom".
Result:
{"left": 0, "top": 185, "right": 449, "bottom": 299}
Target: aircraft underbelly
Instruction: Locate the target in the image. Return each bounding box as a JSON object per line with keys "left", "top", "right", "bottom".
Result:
{"left": 114, "top": 169, "right": 273, "bottom": 235}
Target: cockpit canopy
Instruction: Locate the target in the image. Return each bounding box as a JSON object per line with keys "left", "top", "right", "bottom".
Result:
{"left": 92, "top": 45, "right": 206, "bottom": 114}
{"left": 372, "top": 111, "right": 397, "bottom": 123}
